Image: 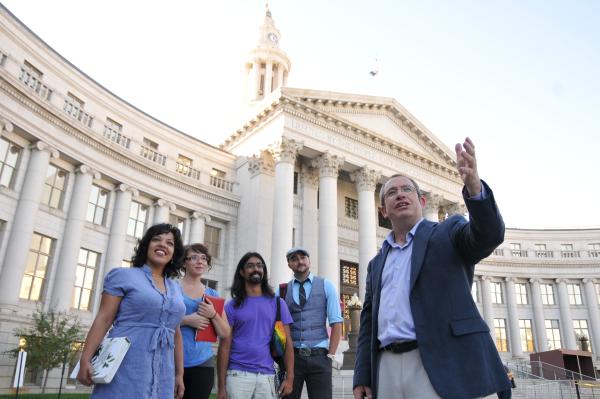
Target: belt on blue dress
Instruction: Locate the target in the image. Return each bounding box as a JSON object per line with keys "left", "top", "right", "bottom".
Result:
{"left": 114, "top": 321, "right": 175, "bottom": 349}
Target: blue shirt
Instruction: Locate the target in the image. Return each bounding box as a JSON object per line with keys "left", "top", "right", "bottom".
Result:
{"left": 378, "top": 186, "right": 486, "bottom": 347}
{"left": 276, "top": 272, "right": 343, "bottom": 349}
{"left": 177, "top": 284, "right": 220, "bottom": 368}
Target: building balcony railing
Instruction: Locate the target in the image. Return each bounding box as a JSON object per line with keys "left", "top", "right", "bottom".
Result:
{"left": 140, "top": 145, "right": 166, "bottom": 166}
{"left": 102, "top": 125, "right": 131, "bottom": 149}
{"left": 588, "top": 250, "right": 600, "bottom": 258}
{"left": 535, "top": 250, "right": 554, "bottom": 258}
{"left": 210, "top": 175, "right": 234, "bottom": 192}
{"left": 511, "top": 250, "right": 528, "bottom": 257}
{"left": 19, "top": 65, "right": 52, "bottom": 101}
{"left": 63, "top": 99, "right": 93, "bottom": 128}
{"left": 175, "top": 163, "right": 201, "bottom": 180}
{"left": 493, "top": 249, "right": 504, "bottom": 256}
{"left": 561, "top": 250, "right": 581, "bottom": 258}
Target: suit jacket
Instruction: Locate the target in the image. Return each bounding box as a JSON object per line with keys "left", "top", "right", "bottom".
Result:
{"left": 353, "top": 181, "right": 512, "bottom": 399}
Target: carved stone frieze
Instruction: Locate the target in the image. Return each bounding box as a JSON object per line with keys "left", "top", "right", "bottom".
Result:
{"left": 311, "top": 152, "right": 344, "bottom": 178}
{"left": 350, "top": 167, "right": 380, "bottom": 192}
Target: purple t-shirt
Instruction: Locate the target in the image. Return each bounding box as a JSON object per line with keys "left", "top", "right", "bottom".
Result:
{"left": 225, "top": 295, "right": 293, "bottom": 374}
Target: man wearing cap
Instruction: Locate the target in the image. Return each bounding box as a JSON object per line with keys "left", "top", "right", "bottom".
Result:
{"left": 280, "top": 247, "right": 343, "bottom": 399}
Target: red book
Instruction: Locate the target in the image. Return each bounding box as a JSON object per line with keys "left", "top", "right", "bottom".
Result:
{"left": 194, "top": 295, "right": 225, "bottom": 342}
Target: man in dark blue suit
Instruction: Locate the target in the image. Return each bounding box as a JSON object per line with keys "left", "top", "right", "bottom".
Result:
{"left": 353, "top": 138, "right": 511, "bottom": 399}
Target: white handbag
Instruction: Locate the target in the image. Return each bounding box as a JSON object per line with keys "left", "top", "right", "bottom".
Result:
{"left": 71, "top": 336, "right": 131, "bottom": 384}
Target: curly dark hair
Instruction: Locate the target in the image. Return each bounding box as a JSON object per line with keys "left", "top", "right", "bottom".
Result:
{"left": 231, "top": 252, "right": 274, "bottom": 307}
{"left": 131, "top": 223, "right": 184, "bottom": 278}
{"left": 183, "top": 243, "right": 212, "bottom": 272}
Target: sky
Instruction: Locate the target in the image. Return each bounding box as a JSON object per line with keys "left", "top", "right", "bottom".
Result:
{"left": 2, "top": 1, "right": 600, "bottom": 229}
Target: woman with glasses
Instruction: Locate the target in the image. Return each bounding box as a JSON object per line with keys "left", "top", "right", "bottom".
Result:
{"left": 178, "top": 243, "right": 230, "bottom": 399}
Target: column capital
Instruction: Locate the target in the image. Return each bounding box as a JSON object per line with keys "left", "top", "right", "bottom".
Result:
{"left": 191, "top": 211, "right": 211, "bottom": 223}
{"left": 505, "top": 277, "right": 517, "bottom": 283}
{"left": 582, "top": 278, "right": 597, "bottom": 284}
{"left": 268, "top": 137, "right": 303, "bottom": 164}
{"left": 248, "top": 150, "right": 275, "bottom": 177}
{"left": 555, "top": 278, "right": 568, "bottom": 284}
{"left": 529, "top": 278, "right": 541, "bottom": 284}
{"left": 424, "top": 192, "right": 444, "bottom": 209}
{"left": 76, "top": 164, "right": 101, "bottom": 179}
{"left": 480, "top": 275, "right": 492, "bottom": 282}
{"left": 300, "top": 166, "right": 319, "bottom": 189}
{"left": 155, "top": 199, "right": 176, "bottom": 211}
{"left": 311, "top": 152, "right": 344, "bottom": 178}
{"left": 30, "top": 141, "right": 59, "bottom": 159}
{"left": 350, "top": 167, "right": 380, "bottom": 192}
{"left": 116, "top": 183, "right": 139, "bottom": 197}
{"left": 472, "top": 275, "right": 481, "bottom": 282}
{"left": 445, "top": 202, "right": 466, "bottom": 216}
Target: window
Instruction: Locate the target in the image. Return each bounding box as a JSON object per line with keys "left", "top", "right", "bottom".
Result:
{"left": 545, "top": 319, "right": 562, "bottom": 350}
{"left": 493, "top": 248, "right": 504, "bottom": 256}
{"left": 573, "top": 320, "right": 591, "bottom": 351}
{"left": 143, "top": 138, "right": 159, "bottom": 149}
{"left": 588, "top": 243, "right": 600, "bottom": 258}
{"left": 210, "top": 168, "right": 232, "bottom": 191}
{"left": 494, "top": 319, "right": 508, "bottom": 352}
{"left": 510, "top": 243, "right": 524, "bottom": 257}
{"left": 201, "top": 279, "right": 218, "bottom": 290}
{"left": 340, "top": 261, "right": 359, "bottom": 321}
{"left": 567, "top": 283, "right": 583, "bottom": 305}
{"left": 519, "top": 319, "right": 535, "bottom": 352}
{"left": 561, "top": 243, "right": 579, "bottom": 258}
{"left": 515, "top": 283, "right": 528, "bottom": 305}
{"left": 292, "top": 227, "right": 296, "bottom": 247}
{"left": 121, "top": 259, "right": 132, "bottom": 268}
{"left": 86, "top": 185, "right": 108, "bottom": 225}
{"left": 103, "top": 117, "right": 130, "bottom": 148}
{"left": 293, "top": 172, "right": 298, "bottom": 194}
{"left": 0, "top": 137, "right": 21, "bottom": 188}
{"left": 127, "top": 201, "right": 148, "bottom": 239}
{"left": 535, "top": 243, "right": 552, "bottom": 258}
{"left": 73, "top": 249, "right": 99, "bottom": 311}
{"left": 64, "top": 92, "right": 92, "bottom": 127}
{"left": 471, "top": 281, "right": 478, "bottom": 302}
{"left": 211, "top": 168, "right": 226, "bottom": 178}
{"left": 491, "top": 282, "right": 503, "bottom": 304}
{"left": 19, "top": 233, "right": 54, "bottom": 301}
{"left": 40, "top": 164, "right": 68, "bottom": 209}
{"left": 204, "top": 225, "right": 221, "bottom": 258}
{"left": 378, "top": 209, "right": 392, "bottom": 229}
{"left": 541, "top": 284, "right": 555, "bottom": 305}
{"left": 169, "top": 214, "right": 185, "bottom": 239}
{"left": 345, "top": 197, "right": 358, "bottom": 219}
{"left": 176, "top": 154, "right": 193, "bottom": 175}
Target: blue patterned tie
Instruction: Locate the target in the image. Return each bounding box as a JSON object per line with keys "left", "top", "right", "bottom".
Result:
{"left": 299, "top": 280, "right": 307, "bottom": 307}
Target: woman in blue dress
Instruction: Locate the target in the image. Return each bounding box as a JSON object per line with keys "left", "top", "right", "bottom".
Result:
{"left": 178, "top": 243, "right": 230, "bottom": 399}
{"left": 77, "top": 223, "right": 186, "bottom": 398}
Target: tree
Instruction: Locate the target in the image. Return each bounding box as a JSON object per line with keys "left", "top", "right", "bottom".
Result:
{"left": 6, "top": 308, "right": 83, "bottom": 393}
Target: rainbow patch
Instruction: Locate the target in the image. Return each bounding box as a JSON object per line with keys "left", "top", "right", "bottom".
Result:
{"left": 271, "top": 320, "right": 286, "bottom": 358}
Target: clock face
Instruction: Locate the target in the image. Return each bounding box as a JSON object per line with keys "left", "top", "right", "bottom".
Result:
{"left": 268, "top": 32, "right": 278, "bottom": 44}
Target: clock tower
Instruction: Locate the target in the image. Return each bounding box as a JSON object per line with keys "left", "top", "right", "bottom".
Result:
{"left": 244, "top": 3, "right": 291, "bottom": 103}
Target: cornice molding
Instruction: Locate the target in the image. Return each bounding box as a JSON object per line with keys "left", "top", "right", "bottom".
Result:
{"left": 0, "top": 76, "right": 239, "bottom": 209}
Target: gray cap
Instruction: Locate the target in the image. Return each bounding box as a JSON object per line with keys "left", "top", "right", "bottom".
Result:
{"left": 286, "top": 247, "right": 310, "bottom": 261}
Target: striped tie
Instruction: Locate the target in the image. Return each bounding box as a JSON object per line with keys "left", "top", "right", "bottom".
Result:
{"left": 299, "top": 280, "right": 307, "bottom": 307}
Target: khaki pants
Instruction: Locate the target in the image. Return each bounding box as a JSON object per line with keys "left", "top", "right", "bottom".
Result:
{"left": 377, "top": 348, "right": 442, "bottom": 399}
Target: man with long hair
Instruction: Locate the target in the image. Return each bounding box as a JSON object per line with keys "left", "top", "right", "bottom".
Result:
{"left": 217, "top": 252, "right": 294, "bottom": 399}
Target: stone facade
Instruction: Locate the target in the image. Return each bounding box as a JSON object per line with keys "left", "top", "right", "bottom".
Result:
{"left": 0, "top": 3, "right": 599, "bottom": 393}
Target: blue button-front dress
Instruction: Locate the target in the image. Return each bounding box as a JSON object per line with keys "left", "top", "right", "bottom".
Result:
{"left": 91, "top": 265, "right": 185, "bottom": 399}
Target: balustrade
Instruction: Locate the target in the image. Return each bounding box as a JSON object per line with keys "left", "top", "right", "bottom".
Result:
{"left": 19, "top": 65, "right": 52, "bottom": 100}
{"left": 63, "top": 98, "right": 93, "bottom": 127}
{"left": 140, "top": 145, "right": 166, "bottom": 166}
{"left": 210, "top": 175, "right": 234, "bottom": 192}
{"left": 102, "top": 125, "right": 131, "bottom": 149}
{"left": 176, "top": 163, "right": 201, "bottom": 180}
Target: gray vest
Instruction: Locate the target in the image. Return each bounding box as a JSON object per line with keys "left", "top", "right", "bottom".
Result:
{"left": 284, "top": 276, "right": 328, "bottom": 347}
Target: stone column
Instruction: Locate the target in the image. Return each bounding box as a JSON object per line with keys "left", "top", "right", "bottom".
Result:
{"left": 480, "top": 276, "right": 496, "bottom": 343}
{"left": 0, "top": 141, "right": 58, "bottom": 305}
{"left": 276, "top": 64, "right": 285, "bottom": 90}
{"left": 350, "top": 167, "right": 380, "bottom": 301}
{"left": 103, "top": 184, "right": 138, "bottom": 276}
{"left": 312, "top": 153, "right": 344, "bottom": 293}
{"left": 301, "top": 167, "right": 319, "bottom": 275}
{"left": 252, "top": 59, "right": 261, "bottom": 99}
{"left": 264, "top": 61, "right": 273, "bottom": 95}
{"left": 423, "top": 192, "right": 443, "bottom": 222}
{"left": 556, "top": 278, "right": 576, "bottom": 349}
{"left": 189, "top": 212, "right": 210, "bottom": 245}
{"left": 153, "top": 199, "right": 175, "bottom": 224}
{"left": 50, "top": 165, "right": 100, "bottom": 310}
{"left": 529, "top": 278, "right": 548, "bottom": 352}
{"left": 269, "top": 138, "right": 303, "bottom": 286}
{"left": 505, "top": 278, "right": 523, "bottom": 357}
{"left": 583, "top": 279, "right": 600, "bottom": 356}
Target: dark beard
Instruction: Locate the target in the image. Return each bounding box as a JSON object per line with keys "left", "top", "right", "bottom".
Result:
{"left": 246, "top": 273, "right": 263, "bottom": 285}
